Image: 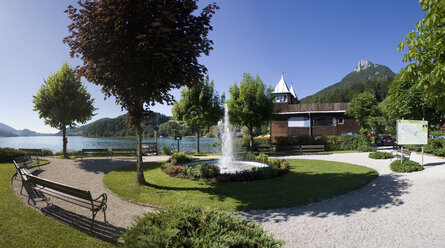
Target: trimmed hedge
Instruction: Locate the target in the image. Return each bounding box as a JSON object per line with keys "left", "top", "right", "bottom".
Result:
{"left": 122, "top": 204, "right": 283, "bottom": 248}
{"left": 405, "top": 139, "right": 445, "bottom": 157}
{"left": 0, "top": 148, "right": 26, "bottom": 162}
{"left": 369, "top": 151, "right": 392, "bottom": 159}
{"left": 390, "top": 160, "right": 424, "bottom": 173}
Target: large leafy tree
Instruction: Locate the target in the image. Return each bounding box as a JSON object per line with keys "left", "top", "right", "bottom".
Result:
{"left": 228, "top": 73, "right": 274, "bottom": 147}
{"left": 33, "top": 63, "right": 95, "bottom": 158}
{"left": 382, "top": 72, "right": 444, "bottom": 126}
{"left": 172, "top": 75, "right": 223, "bottom": 153}
{"left": 345, "top": 92, "right": 380, "bottom": 135}
{"left": 64, "top": 0, "right": 218, "bottom": 185}
{"left": 398, "top": 0, "right": 445, "bottom": 111}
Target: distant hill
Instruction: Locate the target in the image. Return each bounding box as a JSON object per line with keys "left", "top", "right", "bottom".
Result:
{"left": 0, "top": 122, "right": 50, "bottom": 137}
{"left": 300, "top": 60, "right": 395, "bottom": 103}
{"left": 62, "top": 112, "right": 172, "bottom": 137}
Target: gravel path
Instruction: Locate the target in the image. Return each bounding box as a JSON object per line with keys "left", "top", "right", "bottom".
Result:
{"left": 12, "top": 151, "right": 445, "bottom": 246}
{"left": 245, "top": 149, "right": 445, "bottom": 247}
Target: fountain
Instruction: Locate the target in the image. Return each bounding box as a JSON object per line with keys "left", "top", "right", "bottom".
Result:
{"left": 184, "top": 104, "right": 268, "bottom": 174}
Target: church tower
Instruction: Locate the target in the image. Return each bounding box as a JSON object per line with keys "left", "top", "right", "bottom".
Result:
{"left": 272, "top": 72, "right": 297, "bottom": 104}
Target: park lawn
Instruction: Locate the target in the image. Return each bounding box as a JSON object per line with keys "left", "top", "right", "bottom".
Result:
{"left": 104, "top": 159, "right": 378, "bottom": 211}
{"left": 0, "top": 162, "right": 115, "bottom": 248}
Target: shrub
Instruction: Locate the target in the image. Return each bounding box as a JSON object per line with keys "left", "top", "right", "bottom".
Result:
{"left": 162, "top": 146, "right": 171, "bottom": 155}
{"left": 369, "top": 151, "right": 392, "bottom": 159}
{"left": 168, "top": 152, "right": 193, "bottom": 165}
{"left": 41, "top": 149, "right": 54, "bottom": 156}
{"left": 0, "top": 148, "right": 26, "bottom": 162}
{"left": 55, "top": 150, "right": 82, "bottom": 157}
{"left": 243, "top": 152, "right": 256, "bottom": 161}
{"left": 338, "top": 135, "right": 369, "bottom": 150}
{"left": 196, "top": 163, "right": 220, "bottom": 179}
{"left": 122, "top": 204, "right": 283, "bottom": 248}
{"left": 390, "top": 160, "right": 424, "bottom": 173}
{"left": 357, "top": 145, "right": 375, "bottom": 152}
{"left": 255, "top": 153, "right": 268, "bottom": 163}
{"left": 326, "top": 136, "right": 341, "bottom": 151}
{"left": 275, "top": 136, "right": 328, "bottom": 146}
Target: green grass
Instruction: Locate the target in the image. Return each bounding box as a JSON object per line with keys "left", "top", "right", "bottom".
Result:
{"left": 0, "top": 163, "right": 115, "bottom": 248}
{"left": 104, "top": 159, "right": 378, "bottom": 211}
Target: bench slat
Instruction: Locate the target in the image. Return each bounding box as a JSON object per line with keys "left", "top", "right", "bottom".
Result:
{"left": 27, "top": 174, "right": 91, "bottom": 200}
{"left": 33, "top": 186, "right": 103, "bottom": 210}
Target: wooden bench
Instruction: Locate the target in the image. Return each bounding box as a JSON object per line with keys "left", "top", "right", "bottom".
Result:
{"left": 275, "top": 145, "right": 300, "bottom": 154}
{"left": 14, "top": 155, "right": 40, "bottom": 170}
{"left": 142, "top": 142, "right": 158, "bottom": 156}
{"left": 392, "top": 147, "right": 411, "bottom": 161}
{"left": 19, "top": 148, "right": 43, "bottom": 160}
{"left": 18, "top": 168, "right": 108, "bottom": 232}
{"left": 300, "top": 145, "right": 325, "bottom": 155}
{"left": 81, "top": 149, "right": 110, "bottom": 159}
{"left": 111, "top": 148, "right": 137, "bottom": 158}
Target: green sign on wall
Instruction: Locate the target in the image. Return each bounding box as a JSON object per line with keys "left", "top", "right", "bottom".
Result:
{"left": 396, "top": 119, "right": 428, "bottom": 145}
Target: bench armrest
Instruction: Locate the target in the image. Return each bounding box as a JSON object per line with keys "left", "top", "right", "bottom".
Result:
{"left": 92, "top": 193, "right": 108, "bottom": 209}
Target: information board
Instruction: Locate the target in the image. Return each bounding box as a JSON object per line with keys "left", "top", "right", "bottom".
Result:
{"left": 396, "top": 119, "right": 428, "bottom": 145}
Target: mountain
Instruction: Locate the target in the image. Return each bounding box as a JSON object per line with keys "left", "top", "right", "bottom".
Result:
{"left": 300, "top": 60, "right": 396, "bottom": 103}
{"left": 61, "top": 112, "right": 172, "bottom": 137}
{"left": 0, "top": 122, "right": 50, "bottom": 137}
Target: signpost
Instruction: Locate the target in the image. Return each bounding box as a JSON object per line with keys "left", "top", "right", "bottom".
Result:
{"left": 396, "top": 119, "right": 428, "bottom": 164}
{"left": 175, "top": 135, "right": 182, "bottom": 152}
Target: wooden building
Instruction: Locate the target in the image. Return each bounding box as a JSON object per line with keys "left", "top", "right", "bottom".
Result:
{"left": 270, "top": 73, "right": 360, "bottom": 141}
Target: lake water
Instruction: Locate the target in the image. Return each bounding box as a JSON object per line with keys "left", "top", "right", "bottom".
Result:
{"left": 0, "top": 136, "right": 219, "bottom": 153}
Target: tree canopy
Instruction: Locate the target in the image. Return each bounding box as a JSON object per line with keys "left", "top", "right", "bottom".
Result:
{"left": 398, "top": 0, "right": 445, "bottom": 111}
{"left": 33, "top": 63, "right": 95, "bottom": 157}
{"left": 64, "top": 0, "right": 218, "bottom": 185}
{"left": 345, "top": 92, "right": 380, "bottom": 135}
{"left": 172, "top": 75, "right": 223, "bottom": 153}
{"left": 228, "top": 74, "right": 274, "bottom": 147}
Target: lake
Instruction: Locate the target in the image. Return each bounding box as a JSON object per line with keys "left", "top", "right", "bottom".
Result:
{"left": 0, "top": 136, "right": 220, "bottom": 153}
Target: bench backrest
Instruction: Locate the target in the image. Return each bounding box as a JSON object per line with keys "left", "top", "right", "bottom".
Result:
{"left": 82, "top": 149, "right": 109, "bottom": 153}
{"left": 19, "top": 148, "right": 42, "bottom": 154}
{"left": 27, "top": 174, "right": 92, "bottom": 200}
{"left": 301, "top": 145, "right": 324, "bottom": 149}
{"left": 14, "top": 155, "right": 31, "bottom": 164}
{"left": 397, "top": 148, "right": 411, "bottom": 155}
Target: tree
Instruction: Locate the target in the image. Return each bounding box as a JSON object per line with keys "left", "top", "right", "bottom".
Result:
{"left": 382, "top": 72, "right": 444, "bottom": 127}
{"left": 64, "top": 0, "right": 218, "bottom": 185}
{"left": 33, "top": 63, "right": 95, "bottom": 158}
{"left": 227, "top": 74, "right": 274, "bottom": 147}
{"left": 345, "top": 92, "right": 380, "bottom": 135}
{"left": 172, "top": 75, "right": 223, "bottom": 153}
{"left": 398, "top": 0, "right": 445, "bottom": 111}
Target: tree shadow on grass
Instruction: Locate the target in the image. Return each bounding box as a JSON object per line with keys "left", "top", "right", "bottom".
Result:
{"left": 40, "top": 204, "right": 125, "bottom": 242}
{"left": 239, "top": 173, "right": 411, "bottom": 223}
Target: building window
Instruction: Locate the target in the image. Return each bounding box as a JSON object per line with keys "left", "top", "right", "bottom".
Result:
{"left": 338, "top": 117, "right": 344, "bottom": 125}
{"left": 288, "top": 117, "right": 310, "bottom": 127}
{"left": 313, "top": 116, "right": 334, "bottom": 127}
{"left": 274, "top": 94, "right": 288, "bottom": 103}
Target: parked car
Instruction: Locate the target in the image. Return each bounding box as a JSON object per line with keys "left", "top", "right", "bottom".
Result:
{"left": 377, "top": 136, "right": 395, "bottom": 146}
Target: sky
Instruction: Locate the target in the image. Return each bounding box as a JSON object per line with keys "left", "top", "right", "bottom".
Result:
{"left": 0, "top": 0, "right": 426, "bottom": 133}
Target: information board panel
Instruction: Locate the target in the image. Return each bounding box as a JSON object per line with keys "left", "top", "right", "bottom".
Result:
{"left": 396, "top": 119, "right": 428, "bottom": 145}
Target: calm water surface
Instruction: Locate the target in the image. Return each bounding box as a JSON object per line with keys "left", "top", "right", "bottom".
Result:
{"left": 0, "top": 136, "right": 219, "bottom": 153}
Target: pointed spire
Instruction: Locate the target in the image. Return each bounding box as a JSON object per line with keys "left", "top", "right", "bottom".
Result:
{"left": 289, "top": 82, "right": 297, "bottom": 98}
{"left": 273, "top": 72, "right": 290, "bottom": 94}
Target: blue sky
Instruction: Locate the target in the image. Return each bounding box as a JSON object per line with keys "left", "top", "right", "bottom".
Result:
{"left": 0, "top": 0, "right": 425, "bottom": 133}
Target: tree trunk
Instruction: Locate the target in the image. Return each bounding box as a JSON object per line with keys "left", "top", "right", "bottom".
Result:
{"left": 62, "top": 126, "right": 67, "bottom": 158}
{"left": 249, "top": 126, "right": 254, "bottom": 148}
{"left": 136, "top": 120, "right": 146, "bottom": 185}
{"left": 196, "top": 127, "right": 200, "bottom": 154}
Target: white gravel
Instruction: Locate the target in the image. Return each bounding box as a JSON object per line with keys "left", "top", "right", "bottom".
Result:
{"left": 12, "top": 150, "right": 445, "bottom": 247}
{"left": 244, "top": 148, "right": 445, "bottom": 247}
